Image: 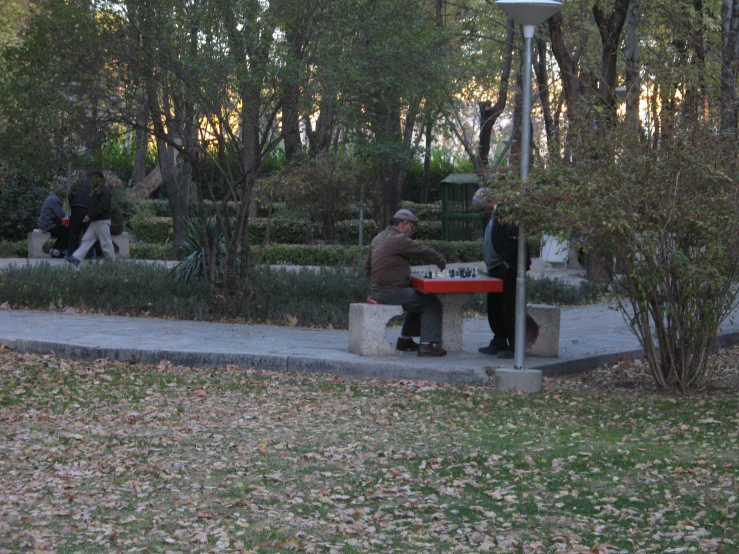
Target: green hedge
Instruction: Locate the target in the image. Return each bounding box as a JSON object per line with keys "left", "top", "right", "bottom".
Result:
{"left": 130, "top": 216, "right": 445, "bottom": 246}
{"left": 130, "top": 242, "right": 171, "bottom": 260}
{"left": 255, "top": 244, "right": 366, "bottom": 266}
{"left": 129, "top": 216, "right": 172, "bottom": 243}
{"left": 0, "top": 240, "right": 28, "bottom": 258}
{"left": 254, "top": 241, "right": 483, "bottom": 266}
{"left": 402, "top": 200, "right": 442, "bottom": 219}
{"left": 0, "top": 262, "right": 608, "bottom": 331}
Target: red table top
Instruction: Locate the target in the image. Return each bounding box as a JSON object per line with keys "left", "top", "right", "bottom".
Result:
{"left": 411, "top": 275, "right": 503, "bottom": 294}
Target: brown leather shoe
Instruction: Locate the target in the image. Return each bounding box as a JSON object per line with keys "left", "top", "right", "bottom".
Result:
{"left": 396, "top": 337, "right": 419, "bottom": 351}
{"left": 418, "top": 343, "right": 447, "bottom": 357}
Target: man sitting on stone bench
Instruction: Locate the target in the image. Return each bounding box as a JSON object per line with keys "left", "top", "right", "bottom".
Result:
{"left": 364, "top": 209, "right": 448, "bottom": 357}
{"left": 37, "top": 187, "right": 69, "bottom": 258}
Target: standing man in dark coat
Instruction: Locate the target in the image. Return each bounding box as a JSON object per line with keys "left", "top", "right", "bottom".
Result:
{"left": 364, "top": 209, "right": 448, "bottom": 357}
{"left": 473, "top": 188, "right": 531, "bottom": 359}
{"left": 67, "top": 172, "right": 95, "bottom": 256}
{"left": 37, "top": 187, "right": 68, "bottom": 257}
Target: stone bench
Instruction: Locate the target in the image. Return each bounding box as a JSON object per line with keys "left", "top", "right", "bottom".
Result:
{"left": 28, "top": 230, "right": 130, "bottom": 259}
{"left": 348, "top": 301, "right": 404, "bottom": 356}
{"left": 526, "top": 304, "right": 561, "bottom": 357}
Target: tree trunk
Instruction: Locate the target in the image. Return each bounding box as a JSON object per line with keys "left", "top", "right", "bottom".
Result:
{"left": 592, "top": 0, "right": 631, "bottom": 121}
{"left": 534, "top": 36, "right": 557, "bottom": 153}
{"left": 125, "top": 165, "right": 162, "bottom": 199}
{"left": 721, "top": 0, "right": 739, "bottom": 138}
{"left": 133, "top": 95, "right": 148, "bottom": 185}
{"left": 281, "top": 28, "right": 304, "bottom": 162}
{"left": 421, "top": 116, "right": 432, "bottom": 204}
{"left": 624, "top": 0, "right": 641, "bottom": 129}
{"left": 478, "top": 17, "right": 515, "bottom": 167}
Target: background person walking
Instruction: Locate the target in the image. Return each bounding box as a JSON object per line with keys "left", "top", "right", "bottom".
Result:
{"left": 65, "top": 172, "right": 115, "bottom": 266}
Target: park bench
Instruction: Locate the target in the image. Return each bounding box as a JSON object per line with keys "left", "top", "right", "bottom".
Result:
{"left": 28, "top": 229, "right": 130, "bottom": 259}
{"left": 348, "top": 299, "right": 404, "bottom": 356}
{"left": 348, "top": 297, "right": 561, "bottom": 357}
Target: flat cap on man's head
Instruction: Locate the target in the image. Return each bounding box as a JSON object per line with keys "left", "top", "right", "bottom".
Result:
{"left": 393, "top": 209, "right": 419, "bottom": 223}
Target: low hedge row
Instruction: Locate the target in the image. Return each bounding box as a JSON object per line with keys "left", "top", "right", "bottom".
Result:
{"left": 0, "top": 262, "right": 610, "bottom": 330}
{"left": 253, "top": 241, "right": 480, "bottom": 266}
{"left": 135, "top": 199, "right": 444, "bottom": 221}
{"left": 129, "top": 241, "right": 484, "bottom": 266}
{"left": 127, "top": 216, "right": 445, "bottom": 245}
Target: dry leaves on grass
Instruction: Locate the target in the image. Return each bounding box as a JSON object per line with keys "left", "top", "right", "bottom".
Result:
{"left": 0, "top": 346, "right": 737, "bottom": 553}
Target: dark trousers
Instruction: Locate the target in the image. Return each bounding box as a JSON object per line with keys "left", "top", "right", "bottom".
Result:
{"left": 486, "top": 264, "right": 518, "bottom": 349}
{"left": 501, "top": 265, "right": 517, "bottom": 349}
{"left": 67, "top": 206, "right": 88, "bottom": 256}
{"left": 48, "top": 223, "right": 69, "bottom": 252}
{"left": 486, "top": 265, "right": 507, "bottom": 348}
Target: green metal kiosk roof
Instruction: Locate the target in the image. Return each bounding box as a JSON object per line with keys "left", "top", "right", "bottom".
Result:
{"left": 440, "top": 173, "right": 480, "bottom": 185}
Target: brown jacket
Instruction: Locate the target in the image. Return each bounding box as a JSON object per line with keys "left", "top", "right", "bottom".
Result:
{"left": 364, "top": 226, "right": 446, "bottom": 293}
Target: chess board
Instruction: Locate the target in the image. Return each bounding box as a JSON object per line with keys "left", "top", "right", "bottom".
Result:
{"left": 410, "top": 274, "right": 503, "bottom": 294}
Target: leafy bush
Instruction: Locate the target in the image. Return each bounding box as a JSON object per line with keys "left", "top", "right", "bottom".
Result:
{"left": 511, "top": 124, "right": 739, "bottom": 391}
{"left": 274, "top": 153, "right": 374, "bottom": 242}
{"left": 0, "top": 163, "right": 49, "bottom": 241}
{"left": 0, "top": 240, "right": 28, "bottom": 258}
{"left": 255, "top": 244, "right": 366, "bottom": 267}
{"left": 246, "top": 218, "right": 320, "bottom": 244}
{"left": 130, "top": 242, "right": 171, "bottom": 260}
{"left": 404, "top": 148, "right": 476, "bottom": 203}
{"left": 130, "top": 215, "right": 172, "bottom": 243}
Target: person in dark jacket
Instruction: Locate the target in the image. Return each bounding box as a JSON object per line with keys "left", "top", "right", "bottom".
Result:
{"left": 473, "top": 188, "right": 532, "bottom": 358}
{"left": 66, "top": 172, "right": 96, "bottom": 256}
{"left": 472, "top": 188, "right": 508, "bottom": 355}
{"left": 37, "top": 187, "right": 68, "bottom": 257}
{"left": 364, "top": 209, "right": 448, "bottom": 357}
{"left": 65, "top": 172, "right": 115, "bottom": 265}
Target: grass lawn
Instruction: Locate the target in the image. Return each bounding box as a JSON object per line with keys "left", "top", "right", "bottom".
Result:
{"left": 1, "top": 347, "right": 737, "bottom": 553}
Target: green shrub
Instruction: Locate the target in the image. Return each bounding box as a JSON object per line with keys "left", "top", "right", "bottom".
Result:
{"left": 246, "top": 218, "right": 320, "bottom": 244}
{"left": 402, "top": 200, "right": 442, "bottom": 219}
{"left": 256, "top": 244, "right": 367, "bottom": 267}
{"left": 111, "top": 188, "right": 136, "bottom": 227}
{"left": 0, "top": 261, "right": 211, "bottom": 319}
{"left": 0, "top": 262, "right": 369, "bottom": 328}
{"left": 145, "top": 199, "right": 172, "bottom": 217}
{"left": 130, "top": 215, "right": 172, "bottom": 243}
{"left": 254, "top": 241, "right": 483, "bottom": 266}
{"left": 171, "top": 217, "right": 231, "bottom": 282}
{"left": 0, "top": 163, "right": 49, "bottom": 241}
{"left": 0, "top": 240, "right": 28, "bottom": 258}
{"left": 334, "top": 220, "right": 380, "bottom": 245}
{"left": 130, "top": 242, "right": 171, "bottom": 260}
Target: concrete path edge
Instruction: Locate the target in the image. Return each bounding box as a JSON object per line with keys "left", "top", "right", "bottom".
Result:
{"left": 1, "top": 339, "right": 491, "bottom": 386}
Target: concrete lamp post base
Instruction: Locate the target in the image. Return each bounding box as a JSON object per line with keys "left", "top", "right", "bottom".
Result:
{"left": 495, "top": 368, "right": 543, "bottom": 393}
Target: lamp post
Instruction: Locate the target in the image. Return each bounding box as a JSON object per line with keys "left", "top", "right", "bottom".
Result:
{"left": 496, "top": 0, "right": 562, "bottom": 372}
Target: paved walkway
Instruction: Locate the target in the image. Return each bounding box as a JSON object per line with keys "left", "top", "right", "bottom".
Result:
{"left": 1, "top": 258, "right": 737, "bottom": 386}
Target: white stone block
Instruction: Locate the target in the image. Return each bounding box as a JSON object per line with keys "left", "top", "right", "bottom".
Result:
{"left": 438, "top": 293, "right": 473, "bottom": 351}
{"left": 112, "top": 232, "right": 130, "bottom": 259}
{"left": 348, "top": 303, "right": 404, "bottom": 356}
{"left": 526, "top": 304, "right": 561, "bottom": 357}
{"left": 28, "top": 230, "right": 52, "bottom": 258}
